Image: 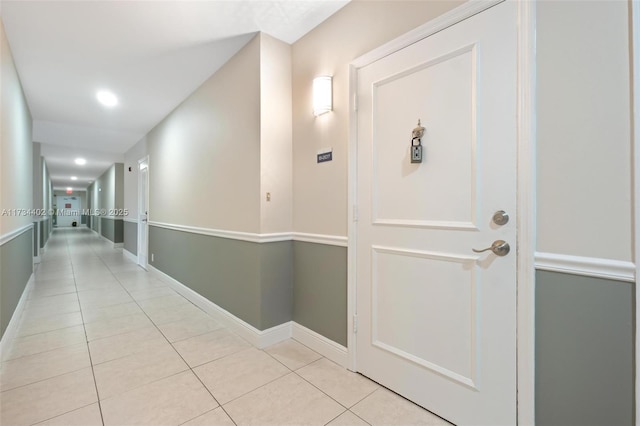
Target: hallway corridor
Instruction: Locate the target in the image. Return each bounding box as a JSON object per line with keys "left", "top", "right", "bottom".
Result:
{"left": 0, "top": 228, "right": 446, "bottom": 426}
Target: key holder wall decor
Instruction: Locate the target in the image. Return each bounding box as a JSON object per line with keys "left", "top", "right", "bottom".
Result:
{"left": 411, "top": 119, "right": 425, "bottom": 163}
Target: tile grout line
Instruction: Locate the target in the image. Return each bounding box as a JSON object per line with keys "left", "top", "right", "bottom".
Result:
{"left": 65, "top": 230, "right": 107, "bottom": 426}
{"left": 37, "top": 229, "right": 371, "bottom": 426}
{"left": 205, "top": 348, "right": 339, "bottom": 414}
{"left": 175, "top": 407, "right": 220, "bottom": 426}
{"left": 0, "top": 324, "right": 84, "bottom": 362}
{"left": 87, "top": 231, "right": 239, "bottom": 425}
{"left": 17, "top": 229, "right": 103, "bottom": 425}
{"left": 259, "top": 345, "right": 378, "bottom": 425}
{"left": 111, "top": 276, "right": 240, "bottom": 425}
{"left": 0, "top": 343, "right": 95, "bottom": 395}
{"left": 260, "top": 349, "right": 353, "bottom": 410}
{"left": 110, "top": 241, "right": 354, "bottom": 425}
{"left": 91, "top": 234, "right": 294, "bottom": 425}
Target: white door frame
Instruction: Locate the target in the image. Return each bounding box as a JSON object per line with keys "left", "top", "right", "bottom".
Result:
{"left": 137, "top": 156, "right": 150, "bottom": 269}
{"left": 631, "top": 3, "right": 640, "bottom": 423}
{"left": 346, "top": 1, "right": 536, "bottom": 424}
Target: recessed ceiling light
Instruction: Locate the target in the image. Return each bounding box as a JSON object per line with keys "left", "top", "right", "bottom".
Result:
{"left": 75, "top": 158, "right": 86, "bottom": 165}
{"left": 70, "top": 176, "right": 78, "bottom": 180}
{"left": 66, "top": 187, "right": 72, "bottom": 191}
{"left": 96, "top": 90, "right": 118, "bottom": 107}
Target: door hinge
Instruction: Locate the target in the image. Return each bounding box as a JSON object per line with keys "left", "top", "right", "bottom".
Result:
{"left": 353, "top": 93, "right": 358, "bottom": 112}
{"left": 353, "top": 205, "right": 358, "bottom": 222}
{"left": 353, "top": 313, "right": 358, "bottom": 334}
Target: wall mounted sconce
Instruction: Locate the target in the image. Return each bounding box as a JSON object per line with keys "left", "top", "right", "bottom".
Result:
{"left": 313, "top": 76, "right": 333, "bottom": 116}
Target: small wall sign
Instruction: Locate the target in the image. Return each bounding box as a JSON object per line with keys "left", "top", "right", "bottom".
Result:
{"left": 317, "top": 148, "right": 333, "bottom": 163}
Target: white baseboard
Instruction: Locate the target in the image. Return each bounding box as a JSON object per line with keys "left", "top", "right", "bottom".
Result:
{"left": 0, "top": 273, "right": 34, "bottom": 359}
{"left": 292, "top": 322, "right": 348, "bottom": 368}
{"left": 123, "top": 249, "right": 137, "bottom": 263}
{"left": 99, "top": 234, "right": 123, "bottom": 249}
{"left": 148, "top": 265, "right": 292, "bottom": 348}
{"left": 146, "top": 265, "right": 349, "bottom": 362}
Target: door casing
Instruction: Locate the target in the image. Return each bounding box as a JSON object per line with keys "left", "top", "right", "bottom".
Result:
{"left": 631, "top": 2, "right": 640, "bottom": 423}
{"left": 137, "top": 156, "right": 150, "bottom": 270}
{"left": 346, "top": 0, "right": 536, "bottom": 423}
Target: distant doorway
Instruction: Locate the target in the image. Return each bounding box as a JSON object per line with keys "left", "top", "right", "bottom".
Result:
{"left": 57, "top": 195, "right": 81, "bottom": 227}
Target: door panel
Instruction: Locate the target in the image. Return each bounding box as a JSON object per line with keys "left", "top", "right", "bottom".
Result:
{"left": 373, "top": 45, "right": 476, "bottom": 229}
{"left": 372, "top": 246, "right": 478, "bottom": 387}
{"left": 355, "top": 3, "right": 517, "bottom": 425}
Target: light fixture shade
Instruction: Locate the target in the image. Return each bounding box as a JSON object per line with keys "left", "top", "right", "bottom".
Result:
{"left": 313, "top": 76, "right": 332, "bottom": 116}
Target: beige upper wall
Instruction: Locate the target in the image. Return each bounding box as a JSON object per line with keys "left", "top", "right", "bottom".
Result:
{"left": 148, "top": 35, "right": 262, "bottom": 233}
{"left": 43, "top": 160, "right": 52, "bottom": 212}
{"left": 91, "top": 163, "right": 123, "bottom": 215}
{"left": 260, "top": 33, "right": 293, "bottom": 234}
{"left": 32, "top": 143, "right": 42, "bottom": 210}
{"left": 99, "top": 164, "right": 115, "bottom": 213}
{"left": 89, "top": 180, "right": 99, "bottom": 212}
{"left": 537, "top": 1, "right": 632, "bottom": 261}
{"left": 114, "top": 163, "right": 124, "bottom": 211}
{"left": 291, "top": 0, "right": 463, "bottom": 237}
{"left": 1, "top": 19, "right": 33, "bottom": 234}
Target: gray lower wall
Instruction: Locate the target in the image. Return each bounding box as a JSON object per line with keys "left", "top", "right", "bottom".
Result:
{"left": 536, "top": 270, "right": 634, "bottom": 426}
{"left": 259, "top": 241, "right": 293, "bottom": 328}
{"left": 101, "top": 218, "right": 124, "bottom": 244}
{"left": 39, "top": 220, "right": 46, "bottom": 249}
{"left": 148, "top": 227, "right": 347, "bottom": 343}
{"left": 149, "top": 226, "right": 292, "bottom": 330}
{"left": 1, "top": 229, "right": 33, "bottom": 339}
{"left": 33, "top": 222, "right": 38, "bottom": 256}
{"left": 124, "top": 221, "right": 138, "bottom": 255}
{"left": 293, "top": 241, "right": 347, "bottom": 346}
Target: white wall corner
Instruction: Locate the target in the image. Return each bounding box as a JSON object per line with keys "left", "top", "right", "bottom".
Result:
{"left": 147, "top": 265, "right": 292, "bottom": 348}
{"left": 147, "top": 264, "right": 349, "bottom": 363}
{"left": 123, "top": 249, "right": 137, "bottom": 263}
{"left": 291, "top": 322, "right": 348, "bottom": 368}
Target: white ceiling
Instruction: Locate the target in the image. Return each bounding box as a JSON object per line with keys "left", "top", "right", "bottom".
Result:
{"left": 1, "top": 0, "right": 349, "bottom": 190}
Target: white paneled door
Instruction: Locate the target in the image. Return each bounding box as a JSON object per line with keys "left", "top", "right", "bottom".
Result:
{"left": 355, "top": 3, "right": 517, "bottom": 425}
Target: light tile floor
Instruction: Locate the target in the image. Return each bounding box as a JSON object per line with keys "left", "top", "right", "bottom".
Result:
{"left": 0, "top": 228, "right": 450, "bottom": 426}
